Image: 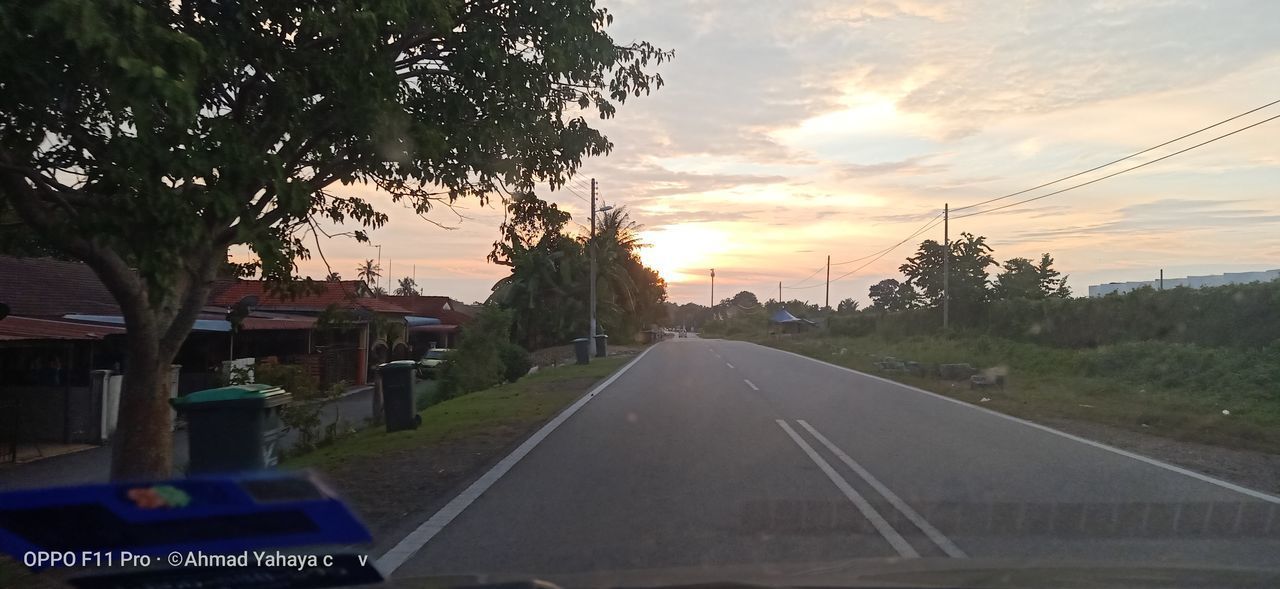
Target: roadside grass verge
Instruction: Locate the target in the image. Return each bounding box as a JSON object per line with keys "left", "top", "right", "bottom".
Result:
{"left": 744, "top": 334, "right": 1280, "bottom": 454}
{"left": 288, "top": 357, "right": 627, "bottom": 471}
{"left": 281, "top": 356, "right": 630, "bottom": 537}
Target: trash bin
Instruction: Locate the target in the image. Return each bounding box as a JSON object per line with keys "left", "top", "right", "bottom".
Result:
{"left": 572, "top": 337, "right": 591, "bottom": 365}
{"left": 378, "top": 360, "right": 422, "bottom": 432}
{"left": 593, "top": 334, "right": 609, "bottom": 358}
{"left": 172, "top": 384, "right": 292, "bottom": 474}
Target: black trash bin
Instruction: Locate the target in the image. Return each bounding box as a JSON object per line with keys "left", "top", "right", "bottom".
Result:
{"left": 593, "top": 334, "right": 608, "bottom": 358}
{"left": 379, "top": 360, "right": 422, "bottom": 432}
{"left": 172, "top": 384, "right": 292, "bottom": 475}
{"left": 572, "top": 337, "right": 591, "bottom": 365}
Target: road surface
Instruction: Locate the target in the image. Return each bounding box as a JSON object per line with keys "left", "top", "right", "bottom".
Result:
{"left": 386, "top": 337, "right": 1280, "bottom": 582}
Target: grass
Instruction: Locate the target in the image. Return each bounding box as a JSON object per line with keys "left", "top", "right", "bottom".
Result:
{"left": 285, "top": 356, "right": 628, "bottom": 471}
{"left": 737, "top": 332, "right": 1280, "bottom": 454}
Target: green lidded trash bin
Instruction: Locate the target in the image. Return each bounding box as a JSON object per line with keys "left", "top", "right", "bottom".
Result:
{"left": 572, "top": 338, "right": 591, "bottom": 365}
{"left": 172, "top": 384, "right": 291, "bottom": 474}
{"left": 378, "top": 360, "right": 421, "bottom": 432}
{"left": 593, "top": 334, "right": 608, "bottom": 358}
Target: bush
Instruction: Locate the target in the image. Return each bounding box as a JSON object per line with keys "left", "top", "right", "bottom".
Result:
{"left": 438, "top": 305, "right": 514, "bottom": 399}
{"left": 251, "top": 363, "right": 344, "bottom": 454}
{"left": 500, "top": 343, "right": 532, "bottom": 383}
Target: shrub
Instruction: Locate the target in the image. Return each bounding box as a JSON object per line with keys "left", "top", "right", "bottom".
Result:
{"left": 500, "top": 343, "right": 532, "bottom": 383}
{"left": 438, "top": 306, "right": 514, "bottom": 399}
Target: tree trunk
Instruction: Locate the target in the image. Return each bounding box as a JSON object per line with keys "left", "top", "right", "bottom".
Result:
{"left": 110, "top": 326, "right": 174, "bottom": 480}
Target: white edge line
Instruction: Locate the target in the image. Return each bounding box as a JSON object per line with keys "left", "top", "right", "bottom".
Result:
{"left": 725, "top": 362, "right": 735, "bottom": 369}
{"left": 376, "top": 344, "right": 661, "bottom": 575}
{"left": 757, "top": 343, "right": 1280, "bottom": 505}
{"left": 798, "top": 420, "right": 967, "bottom": 558}
{"left": 775, "top": 420, "right": 918, "bottom": 558}
{"left": 744, "top": 379, "right": 759, "bottom": 391}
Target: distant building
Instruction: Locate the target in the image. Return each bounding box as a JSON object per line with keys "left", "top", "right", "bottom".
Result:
{"left": 1087, "top": 269, "right": 1280, "bottom": 298}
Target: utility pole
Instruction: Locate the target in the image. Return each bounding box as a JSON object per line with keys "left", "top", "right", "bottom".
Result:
{"left": 778, "top": 281, "right": 782, "bottom": 304}
{"left": 1159, "top": 269, "right": 1164, "bottom": 291}
{"left": 589, "top": 178, "right": 598, "bottom": 340}
{"left": 943, "top": 203, "right": 950, "bottom": 330}
{"left": 825, "top": 255, "right": 831, "bottom": 310}
{"left": 710, "top": 269, "right": 715, "bottom": 317}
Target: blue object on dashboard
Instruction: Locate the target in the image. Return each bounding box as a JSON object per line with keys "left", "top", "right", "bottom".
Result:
{"left": 0, "top": 471, "right": 371, "bottom": 561}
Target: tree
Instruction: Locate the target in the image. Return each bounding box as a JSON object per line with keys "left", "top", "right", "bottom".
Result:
{"left": 868, "top": 278, "right": 918, "bottom": 311}
{"left": 356, "top": 260, "right": 382, "bottom": 289}
{"left": 370, "top": 285, "right": 388, "bottom": 297}
{"left": 394, "top": 276, "right": 420, "bottom": 296}
{"left": 836, "top": 298, "right": 860, "bottom": 313}
{"left": 730, "top": 290, "right": 760, "bottom": 308}
{"left": 0, "top": 1, "right": 668, "bottom": 479}
{"left": 899, "top": 233, "right": 997, "bottom": 308}
{"left": 324, "top": 271, "right": 342, "bottom": 282}
{"left": 994, "top": 253, "right": 1071, "bottom": 300}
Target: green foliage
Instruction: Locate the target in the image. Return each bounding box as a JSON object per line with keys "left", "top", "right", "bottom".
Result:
{"left": 868, "top": 278, "right": 918, "bottom": 311}
{"left": 863, "top": 280, "right": 1280, "bottom": 350}
{"left": 500, "top": 343, "right": 533, "bottom": 383}
{"left": 394, "top": 276, "right": 420, "bottom": 296}
{"left": 900, "top": 233, "right": 996, "bottom": 309}
{"left": 0, "top": 0, "right": 669, "bottom": 476}
{"left": 993, "top": 253, "right": 1070, "bottom": 300}
{"left": 356, "top": 260, "right": 382, "bottom": 288}
{"left": 488, "top": 204, "right": 666, "bottom": 348}
{"left": 836, "top": 298, "right": 860, "bottom": 313}
{"left": 438, "top": 306, "right": 515, "bottom": 399}
{"left": 232, "top": 362, "right": 345, "bottom": 454}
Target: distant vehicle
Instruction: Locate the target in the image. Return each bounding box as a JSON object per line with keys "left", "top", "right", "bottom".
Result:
{"left": 416, "top": 348, "right": 452, "bottom": 379}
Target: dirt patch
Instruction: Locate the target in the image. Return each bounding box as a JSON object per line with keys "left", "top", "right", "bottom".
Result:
{"left": 1039, "top": 417, "right": 1280, "bottom": 495}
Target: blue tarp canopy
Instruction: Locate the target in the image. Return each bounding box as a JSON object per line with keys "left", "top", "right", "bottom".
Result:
{"left": 770, "top": 309, "right": 803, "bottom": 324}
{"left": 405, "top": 316, "right": 443, "bottom": 327}
{"left": 770, "top": 309, "right": 799, "bottom": 323}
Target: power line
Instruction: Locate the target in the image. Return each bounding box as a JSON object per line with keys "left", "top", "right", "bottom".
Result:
{"left": 830, "top": 211, "right": 943, "bottom": 265}
{"left": 952, "top": 97, "right": 1280, "bottom": 212}
{"left": 560, "top": 184, "right": 590, "bottom": 203}
{"left": 783, "top": 264, "right": 828, "bottom": 289}
{"left": 778, "top": 265, "right": 829, "bottom": 289}
{"left": 954, "top": 111, "right": 1280, "bottom": 220}
{"left": 829, "top": 215, "right": 946, "bottom": 284}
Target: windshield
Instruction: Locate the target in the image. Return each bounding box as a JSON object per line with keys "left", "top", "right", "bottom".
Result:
{"left": 2, "top": 2, "right": 1280, "bottom": 589}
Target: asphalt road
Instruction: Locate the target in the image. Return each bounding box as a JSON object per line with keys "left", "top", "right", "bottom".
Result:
{"left": 388, "top": 337, "right": 1280, "bottom": 582}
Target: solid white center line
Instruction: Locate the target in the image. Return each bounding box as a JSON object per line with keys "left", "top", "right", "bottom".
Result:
{"left": 775, "top": 420, "right": 918, "bottom": 558}
{"left": 744, "top": 379, "right": 759, "bottom": 391}
{"left": 725, "top": 362, "right": 735, "bottom": 369}
{"left": 798, "top": 420, "right": 967, "bottom": 558}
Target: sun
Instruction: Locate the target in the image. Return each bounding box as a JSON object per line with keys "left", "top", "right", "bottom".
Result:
{"left": 638, "top": 224, "right": 730, "bottom": 284}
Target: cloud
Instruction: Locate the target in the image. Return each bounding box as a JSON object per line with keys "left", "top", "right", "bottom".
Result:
{"left": 837, "top": 156, "right": 948, "bottom": 178}
{"left": 1008, "top": 199, "right": 1280, "bottom": 241}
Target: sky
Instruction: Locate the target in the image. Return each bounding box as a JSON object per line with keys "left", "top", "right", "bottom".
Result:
{"left": 291, "top": 0, "right": 1280, "bottom": 306}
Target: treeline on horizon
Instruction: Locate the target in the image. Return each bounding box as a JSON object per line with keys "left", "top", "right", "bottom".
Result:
{"left": 697, "top": 233, "right": 1280, "bottom": 350}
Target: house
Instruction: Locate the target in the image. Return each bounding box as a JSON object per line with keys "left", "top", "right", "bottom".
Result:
{"left": 0, "top": 257, "right": 131, "bottom": 456}
{"left": 206, "top": 279, "right": 415, "bottom": 386}
{"left": 383, "top": 295, "right": 475, "bottom": 355}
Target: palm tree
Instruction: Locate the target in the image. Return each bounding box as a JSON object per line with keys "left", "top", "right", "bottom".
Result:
{"left": 394, "top": 276, "right": 420, "bottom": 296}
{"left": 325, "top": 271, "right": 342, "bottom": 282}
{"left": 356, "top": 259, "right": 381, "bottom": 288}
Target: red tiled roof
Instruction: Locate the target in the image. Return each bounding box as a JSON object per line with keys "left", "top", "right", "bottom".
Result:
{"left": 0, "top": 256, "right": 120, "bottom": 317}
{"left": 208, "top": 280, "right": 412, "bottom": 315}
{"left": 384, "top": 295, "right": 473, "bottom": 325}
{"left": 0, "top": 316, "right": 126, "bottom": 341}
